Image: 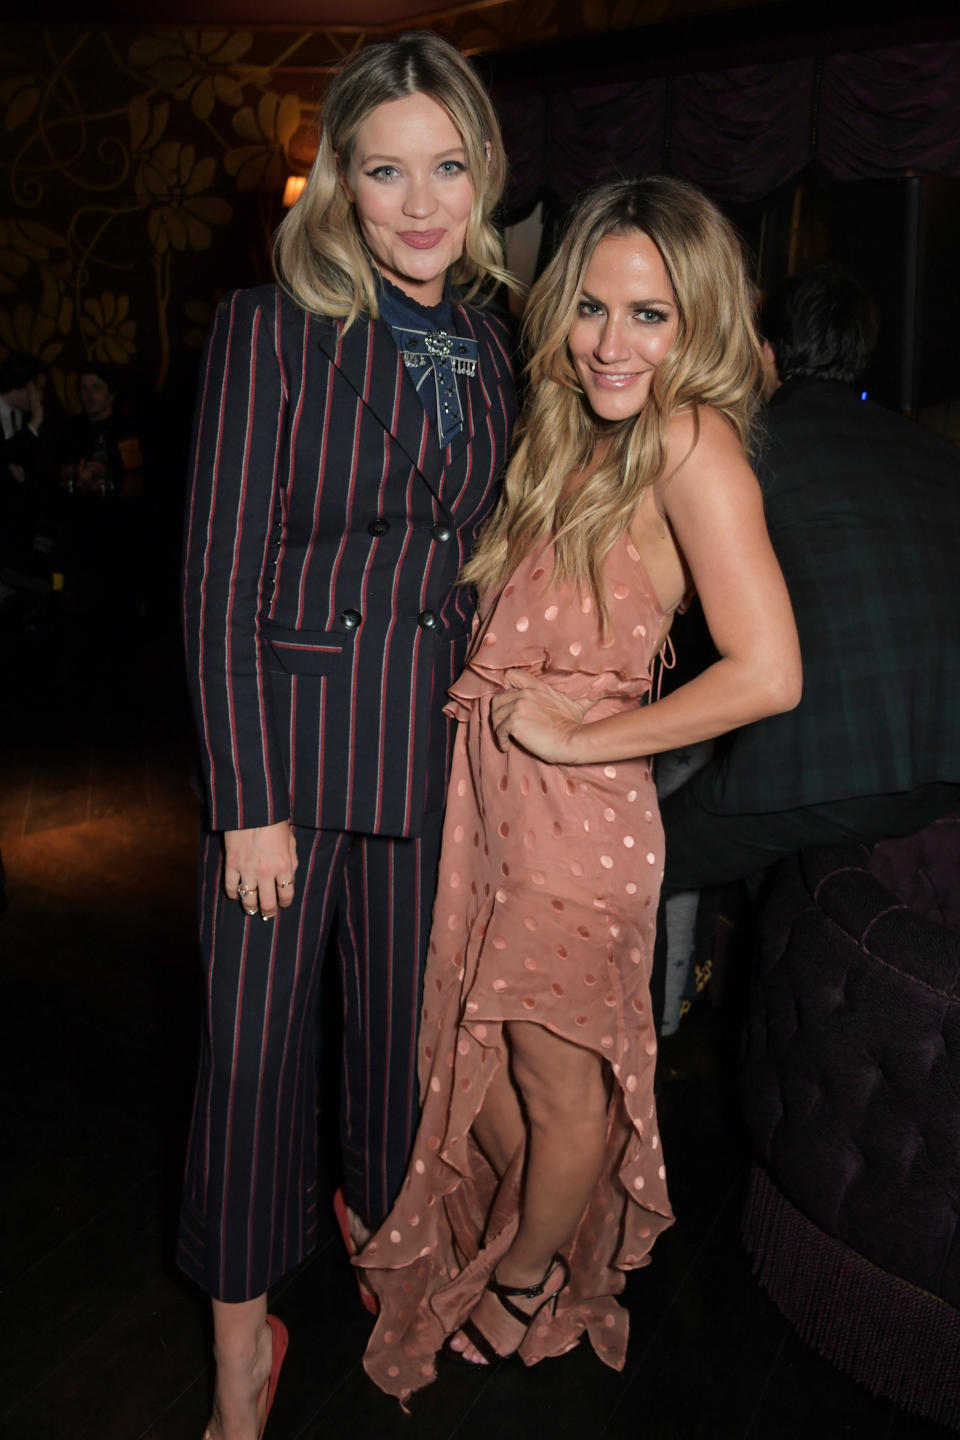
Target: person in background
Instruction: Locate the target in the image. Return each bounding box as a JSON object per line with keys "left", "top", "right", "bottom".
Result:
{"left": 59, "top": 362, "right": 146, "bottom": 622}
{"left": 0, "top": 352, "right": 52, "bottom": 586}
{"left": 657, "top": 262, "right": 960, "bottom": 1010}
{"left": 179, "top": 32, "right": 517, "bottom": 1440}
{"left": 61, "top": 362, "right": 141, "bottom": 498}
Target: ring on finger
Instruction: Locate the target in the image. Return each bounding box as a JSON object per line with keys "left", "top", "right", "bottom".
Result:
{"left": 238, "top": 882, "right": 255, "bottom": 898}
{"left": 278, "top": 878, "right": 293, "bottom": 889}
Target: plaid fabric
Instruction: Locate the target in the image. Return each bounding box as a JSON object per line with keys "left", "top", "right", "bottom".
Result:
{"left": 700, "top": 378, "right": 960, "bottom": 814}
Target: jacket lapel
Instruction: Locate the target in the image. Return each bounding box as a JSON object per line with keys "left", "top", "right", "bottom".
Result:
{"left": 314, "top": 316, "right": 443, "bottom": 499}
{"left": 313, "top": 304, "right": 499, "bottom": 507}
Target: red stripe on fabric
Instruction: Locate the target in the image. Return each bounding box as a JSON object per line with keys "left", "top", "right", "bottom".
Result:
{"left": 367, "top": 364, "right": 401, "bottom": 829}
{"left": 272, "top": 286, "right": 289, "bottom": 396}
{"left": 399, "top": 463, "right": 423, "bottom": 835}
{"left": 448, "top": 438, "right": 474, "bottom": 518}
{"left": 322, "top": 320, "right": 372, "bottom": 633}
{"left": 219, "top": 911, "right": 252, "bottom": 1286}
{"left": 246, "top": 910, "right": 283, "bottom": 1282}
{"left": 316, "top": 666, "right": 326, "bottom": 819}
{"left": 199, "top": 835, "right": 223, "bottom": 1206}
{"left": 220, "top": 305, "right": 261, "bottom": 828}
{"left": 416, "top": 408, "right": 430, "bottom": 474}
{"left": 402, "top": 628, "right": 424, "bottom": 835}
{"left": 278, "top": 830, "right": 320, "bottom": 1268}
{"left": 362, "top": 316, "right": 375, "bottom": 401}
{"left": 276, "top": 829, "right": 345, "bottom": 1274}
{"left": 362, "top": 846, "right": 375, "bottom": 1222}
{"left": 194, "top": 295, "right": 237, "bottom": 823}
{"left": 492, "top": 321, "right": 512, "bottom": 366}
{"left": 457, "top": 304, "right": 492, "bottom": 410}
{"left": 253, "top": 300, "right": 287, "bottom": 822}
{"left": 415, "top": 418, "right": 433, "bottom": 612}
{"left": 403, "top": 837, "right": 422, "bottom": 1158}
{"left": 481, "top": 413, "right": 499, "bottom": 511}
{"left": 296, "top": 349, "right": 335, "bottom": 629}
{"left": 373, "top": 460, "right": 414, "bottom": 831}
{"left": 338, "top": 330, "right": 372, "bottom": 828}
{"left": 480, "top": 309, "right": 512, "bottom": 371}
{"left": 276, "top": 828, "right": 318, "bottom": 1270}
{"left": 362, "top": 425, "right": 393, "bottom": 832}
{"left": 339, "top": 848, "right": 368, "bottom": 1210}
{"left": 324, "top": 390, "right": 363, "bottom": 630}
{"left": 272, "top": 307, "right": 308, "bottom": 612}
{"left": 344, "top": 616, "right": 362, "bottom": 831}
{"left": 390, "top": 352, "right": 404, "bottom": 432}
{"left": 379, "top": 840, "right": 396, "bottom": 1209}
{"left": 288, "top": 675, "right": 297, "bottom": 801}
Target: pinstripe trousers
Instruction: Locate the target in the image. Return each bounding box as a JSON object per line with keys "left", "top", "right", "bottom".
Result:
{"left": 177, "top": 814, "right": 443, "bottom": 1303}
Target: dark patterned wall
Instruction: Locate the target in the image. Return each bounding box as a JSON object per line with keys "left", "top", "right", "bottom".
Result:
{"left": 0, "top": 25, "right": 333, "bottom": 414}
{"left": 1, "top": 6, "right": 730, "bottom": 406}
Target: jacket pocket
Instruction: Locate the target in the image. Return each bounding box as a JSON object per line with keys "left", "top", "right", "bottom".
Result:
{"left": 260, "top": 621, "right": 344, "bottom": 676}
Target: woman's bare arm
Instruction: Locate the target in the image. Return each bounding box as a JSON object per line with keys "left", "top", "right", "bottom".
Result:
{"left": 490, "top": 408, "right": 801, "bottom": 763}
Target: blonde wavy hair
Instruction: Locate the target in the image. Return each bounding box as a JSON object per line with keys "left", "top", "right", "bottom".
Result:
{"left": 462, "top": 176, "right": 763, "bottom": 624}
{"left": 274, "top": 31, "right": 515, "bottom": 325}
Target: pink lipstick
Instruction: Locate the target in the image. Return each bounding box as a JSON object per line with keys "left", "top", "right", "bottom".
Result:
{"left": 398, "top": 230, "right": 445, "bottom": 249}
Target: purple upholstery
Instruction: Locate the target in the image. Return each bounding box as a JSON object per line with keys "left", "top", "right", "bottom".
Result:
{"left": 741, "top": 811, "right": 960, "bottom": 1427}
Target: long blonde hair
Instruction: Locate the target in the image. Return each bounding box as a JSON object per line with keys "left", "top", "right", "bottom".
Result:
{"left": 274, "top": 31, "right": 515, "bottom": 326}
{"left": 462, "top": 176, "right": 762, "bottom": 622}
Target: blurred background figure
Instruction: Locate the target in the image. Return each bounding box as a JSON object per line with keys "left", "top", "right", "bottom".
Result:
{"left": 61, "top": 362, "right": 143, "bottom": 499}
{"left": 59, "top": 362, "right": 146, "bottom": 630}
{"left": 0, "top": 352, "right": 55, "bottom": 607}
{"left": 656, "top": 261, "right": 960, "bottom": 1030}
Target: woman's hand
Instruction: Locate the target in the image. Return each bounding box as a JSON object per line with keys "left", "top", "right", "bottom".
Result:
{"left": 223, "top": 821, "right": 298, "bottom": 920}
{"left": 489, "top": 670, "right": 595, "bottom": 764}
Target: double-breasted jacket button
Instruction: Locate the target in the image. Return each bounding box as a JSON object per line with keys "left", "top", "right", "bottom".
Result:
{"left": 417, "top": 609, "right": 438, "bottom": 630}
{"left": 431, "top": 521, "right": 452, "bottom": 543}
{"left": 340, "top": 608, "right": 362, "bottom": 629}
{"left": 368, "top": 517, "right": 390, "bottom": 537}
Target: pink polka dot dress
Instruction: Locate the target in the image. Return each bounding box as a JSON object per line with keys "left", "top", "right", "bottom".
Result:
{"left": 358, "top": 533, "right": 675, "bottom": 1403}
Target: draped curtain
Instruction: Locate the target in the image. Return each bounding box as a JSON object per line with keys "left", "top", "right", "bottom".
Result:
{"left": 498, "top": 40, "right": 960, "bottom": 216}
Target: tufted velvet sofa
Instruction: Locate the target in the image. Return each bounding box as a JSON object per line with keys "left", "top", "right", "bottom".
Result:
{"left": 740, "top": 812, "right": 960, "bottom": 1429}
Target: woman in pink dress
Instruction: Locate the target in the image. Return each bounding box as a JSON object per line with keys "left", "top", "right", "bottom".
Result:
{"left": 357, "top": 176, "right": 802, "bottom": 1403}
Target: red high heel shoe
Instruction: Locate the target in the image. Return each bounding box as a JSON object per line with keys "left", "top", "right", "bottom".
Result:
{"left": 257, "top": 1315, "right": 288, "bottom": 1438}
{"left": 202, "top": 1315, "right": 288, "bottom": 1440}
{"left": 332, "top": 1187, "right": 380, "bottom": 1316}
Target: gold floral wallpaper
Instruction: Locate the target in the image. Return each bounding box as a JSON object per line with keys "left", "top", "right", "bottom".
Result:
{"left": 0, "top": 3, "right": 764, "bottom": 406}
{"left": 0, "top": 25, "right": 328, "bottom": 410}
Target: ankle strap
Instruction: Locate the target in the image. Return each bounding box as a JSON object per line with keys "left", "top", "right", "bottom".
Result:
{"left": 491, "top": 1255, "right": 562, "bottom": 1300}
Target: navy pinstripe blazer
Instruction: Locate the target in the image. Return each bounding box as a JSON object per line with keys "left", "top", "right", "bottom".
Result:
{"left": 183, "top": 283, "right": 515, "bottom": 837}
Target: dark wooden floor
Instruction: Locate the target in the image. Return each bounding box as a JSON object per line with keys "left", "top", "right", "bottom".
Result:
{"left": 1, "top": 595, "right": 954, "bottom": 1440}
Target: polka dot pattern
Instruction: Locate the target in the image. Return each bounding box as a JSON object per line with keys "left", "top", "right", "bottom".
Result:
{"left": 359, "top": 531, "right": 673, "bottom": 1406}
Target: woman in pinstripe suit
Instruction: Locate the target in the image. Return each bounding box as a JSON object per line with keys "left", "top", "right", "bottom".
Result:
{"left": 179, "top": 33, "right": 517, "bottom": 1439}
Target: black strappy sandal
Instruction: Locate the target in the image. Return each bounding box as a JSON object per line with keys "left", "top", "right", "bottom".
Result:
{"left": 447, "top": 1255, "right": 569, "bottom": 1365}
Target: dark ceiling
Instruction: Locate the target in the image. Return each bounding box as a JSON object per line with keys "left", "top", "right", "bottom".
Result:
{"left": 17, "top": 0, "right": 960, "bottom": 85}
{"left": 17, "top": 0, "right": 786, "bottom": 30}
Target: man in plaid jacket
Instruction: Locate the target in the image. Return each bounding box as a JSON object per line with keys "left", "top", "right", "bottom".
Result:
{"left": 659, "top": 262, "right": 960, "bottom": 897}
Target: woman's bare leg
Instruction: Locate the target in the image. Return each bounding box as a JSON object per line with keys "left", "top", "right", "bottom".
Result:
{"left": 470, "top": 1040, "right": 526, "bottom": 1176}
{"left": 204, "top": 1296, "right": 272, "bottom": 1440}
{"left": 452, "top": 1023, "right": 608, "bottom": 1361}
